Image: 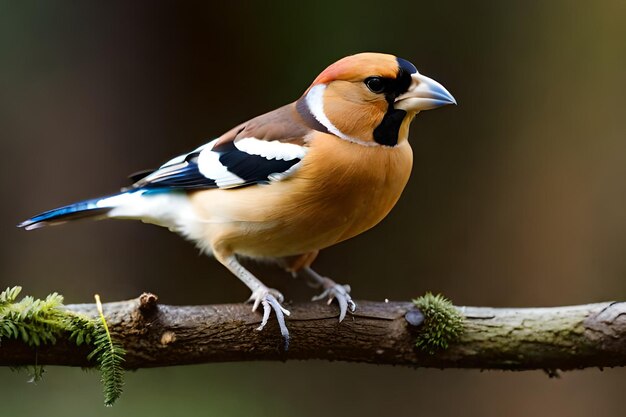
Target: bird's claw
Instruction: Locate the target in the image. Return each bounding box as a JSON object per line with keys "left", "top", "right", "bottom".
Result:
{"left": 248, "top": 287, "right": 285, "bottom": 311}
{"left": 311, "top": 278, "right": 356, "bottom": 322}
{"left": 248, "top": 287, "right": 290, "bottom": 349}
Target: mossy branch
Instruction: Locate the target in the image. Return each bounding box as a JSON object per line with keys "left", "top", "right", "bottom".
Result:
{"left": 2, "top": 291, "right": 626, "bottom": 373}
{"left": 0, "top": 287, "right": 124, "bottom": 406}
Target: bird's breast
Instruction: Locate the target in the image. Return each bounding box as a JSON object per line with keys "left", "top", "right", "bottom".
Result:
{"left": 292, "top": 134, "right": 413, "bottom": 242}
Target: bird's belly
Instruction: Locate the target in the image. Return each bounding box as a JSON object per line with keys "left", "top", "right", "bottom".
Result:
{"left": 193, "top": 193, "right": 397, "bottom": 258}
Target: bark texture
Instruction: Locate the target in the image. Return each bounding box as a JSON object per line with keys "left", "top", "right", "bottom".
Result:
{"left": 1, "top": 294, "right": 625, "bottom": 371}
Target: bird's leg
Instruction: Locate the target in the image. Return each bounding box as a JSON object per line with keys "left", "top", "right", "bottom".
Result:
{"left": 279, "top": 252, "right": 356, "bottom": 322}
{"left": 298, "top": 266, "right": 356, "bottom": 322}
{"left": 222, "top": 255, "right": 290, "bottom": 348}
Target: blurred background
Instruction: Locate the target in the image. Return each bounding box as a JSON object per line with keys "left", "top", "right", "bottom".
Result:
{"left": 1, "top": 1, "right": 625, "bottom": 416}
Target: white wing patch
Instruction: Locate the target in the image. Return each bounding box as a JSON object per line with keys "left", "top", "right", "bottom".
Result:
{"left": 138, "top": 135, "right": 306, "bottom": 190}
{"left": 197, "top": 140, "right": 245, "bottom": 188}
{"left": 234, "top": 137, "right": 307, "bottom": 161}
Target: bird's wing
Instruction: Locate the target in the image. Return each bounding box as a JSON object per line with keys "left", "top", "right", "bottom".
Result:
{"left": 131, "top": 104, "right": 312, "bottom": 190}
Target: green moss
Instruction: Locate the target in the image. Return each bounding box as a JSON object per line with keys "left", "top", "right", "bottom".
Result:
{"left": 412, "top": 293, "right": 464, "bottom": 354}
{"left": 0, "top": 286, "right": 124, "bottom": 406}
{"left": 0, "top": 286, "right": 94, "bottom": 347}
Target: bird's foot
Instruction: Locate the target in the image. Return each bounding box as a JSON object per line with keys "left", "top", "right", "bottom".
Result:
{"left": 311, "top": 277, "right": 356, "bottom": 322}
{"left": 248, "top": 287, "right": 291, "bottom": 349}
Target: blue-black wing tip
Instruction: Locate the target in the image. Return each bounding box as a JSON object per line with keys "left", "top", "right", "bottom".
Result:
{"left": 17, "top": 200, "right": 113, "bottom": 231}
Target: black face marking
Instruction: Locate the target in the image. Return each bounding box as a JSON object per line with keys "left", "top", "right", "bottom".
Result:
{"left": 373, "top": 109, "right": 406, "bottom": 146}
{"left": 371, "top": 58, "right": 416, "bottom": 146}
{"left": 385, "top": 57, "right": 416, "bottom": 101}
{"left": 385, "top": 69, "right": 412, "bottom": 103}
{"left": 363, "top": 71, "right": 412, "bottom": 103}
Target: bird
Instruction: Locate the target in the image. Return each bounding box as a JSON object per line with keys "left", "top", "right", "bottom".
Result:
{"left": 18, "top": 52, "right": 455, "bottom": 348}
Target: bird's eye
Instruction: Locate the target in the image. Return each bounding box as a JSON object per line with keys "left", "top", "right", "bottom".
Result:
{"left": 365, "top": 77, "right": 385, "bottom": 94}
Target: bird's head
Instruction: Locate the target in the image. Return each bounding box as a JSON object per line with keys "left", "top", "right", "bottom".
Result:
{"left": 296, "top": 52, "right": 455, "bottom": 147}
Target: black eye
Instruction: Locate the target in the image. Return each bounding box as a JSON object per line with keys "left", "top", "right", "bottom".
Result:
{"left": 365, "top": 77, "right": 385, "bottom": 94}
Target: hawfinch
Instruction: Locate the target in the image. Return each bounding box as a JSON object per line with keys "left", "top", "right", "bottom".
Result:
{"left": 19, "top": 52, "right": 455, "bottom": 347}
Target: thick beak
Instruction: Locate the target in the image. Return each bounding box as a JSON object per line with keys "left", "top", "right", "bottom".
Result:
{"left": 394, "top": 72, "right": 456, "bottom": 112}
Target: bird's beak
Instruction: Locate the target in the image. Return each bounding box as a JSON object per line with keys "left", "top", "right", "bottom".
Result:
{"left": 394, "top": 72, "right": 456, "bottom": 112}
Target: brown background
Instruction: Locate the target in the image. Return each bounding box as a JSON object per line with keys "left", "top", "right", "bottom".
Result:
{"left": 1, "top": 1, "right": 625, "bottom": 416}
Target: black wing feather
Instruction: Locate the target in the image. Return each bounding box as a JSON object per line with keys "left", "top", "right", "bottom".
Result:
{"left": 131, "top": 139, "right": 302, "bottom": 190}
{"left": 217, "top": 142, "right": 300, "bottom": 184}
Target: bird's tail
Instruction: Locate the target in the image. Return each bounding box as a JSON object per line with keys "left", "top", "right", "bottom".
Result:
{"left": 18, "top": 191, "right": 145, "bottom": 230}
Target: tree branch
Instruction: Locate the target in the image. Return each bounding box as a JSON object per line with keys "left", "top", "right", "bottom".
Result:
{"left": 1, "top": 293, "right": 625, "bottom": 371}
